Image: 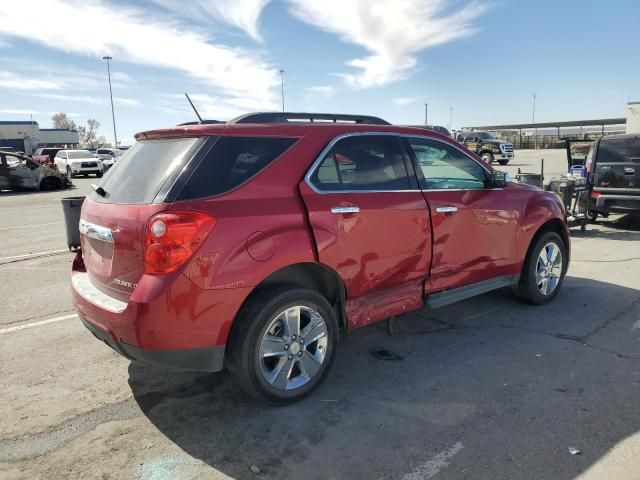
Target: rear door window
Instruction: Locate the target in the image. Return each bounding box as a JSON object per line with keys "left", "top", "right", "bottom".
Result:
{"left": 176, "top": 136, "right": 298, "bottom": 200}
{"left": 309, "top": 135, "right": 411, "bottom": 191}
{"left": 92, "top": 137, "right": 201, "bottom": 204}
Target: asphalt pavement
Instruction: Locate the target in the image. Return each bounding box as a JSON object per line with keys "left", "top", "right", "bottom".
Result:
{"left": 1, "top": 151, "right": 639, "bottom": 480}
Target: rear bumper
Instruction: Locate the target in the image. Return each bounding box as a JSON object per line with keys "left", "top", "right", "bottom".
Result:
{"left": 80, "top": 315, "right": 225, "bottom": 371}
{"left": 71, "top": 252, "right": 252, "bottom": 371}
{"left": 592, "top": 194, "right": 640, "bottom": 213}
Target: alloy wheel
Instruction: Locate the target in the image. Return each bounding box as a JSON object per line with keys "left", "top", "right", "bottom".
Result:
{"left": 535, "top": 242, "right": 563, "bottom": 295}
{"left": 259, "top": 305, "right": 329, "bottom": 391}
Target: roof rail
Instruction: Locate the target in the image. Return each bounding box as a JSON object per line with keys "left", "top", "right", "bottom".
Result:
{"left": 229, "top": 112, "right": 391, "bottom": 125}
{"left": 178, "top": 120, "right": 225, "bottom": 126}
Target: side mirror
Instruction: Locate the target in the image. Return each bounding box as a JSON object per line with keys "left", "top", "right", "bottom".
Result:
{"left": 487, "top": 170, "right": 509, "bottom": 188}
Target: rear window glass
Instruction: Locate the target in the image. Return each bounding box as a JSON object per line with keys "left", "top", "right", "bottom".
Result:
{"left": 176, "top": 136, "right": 298, "bottom": 200}
{"left": 597, "top": 136, "right": 640, "bottom": 163}
{"left": 91, "top": 137, "right": 199, "bottom": 204}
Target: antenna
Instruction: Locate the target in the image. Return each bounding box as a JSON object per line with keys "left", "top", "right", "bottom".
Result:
{"left": 184, "top": 93, "right": 203, "bottom": 124}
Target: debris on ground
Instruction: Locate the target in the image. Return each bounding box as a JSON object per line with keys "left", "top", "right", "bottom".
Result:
{"left": 370, "top": 348, "right": 404, "bottom": 361}
{"left": 568, "top": 446, "right": 582, "bottom": 455}
{"left": 250, "top": 465, "right": 261, "bottom": 474}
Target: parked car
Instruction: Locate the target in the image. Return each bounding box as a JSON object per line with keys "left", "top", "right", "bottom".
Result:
{"left": 0, "top": 150, "right": 71, "bottom": 191}
{"left": 456, "top": 131, "right": 514, "bottom": 165}
{"left": 96, "top": 147, "right": 124, "bottom": 172}
{"left": 585, "top": 134, "right": 640, "bottom": 221}
{"left": 33, "top": 147, "right": 63, "bottom": 167}
{"left": 54, "top": 149, "right": 103, "bottom": 178}
{"left": 72, "top": 112, "right": 569, "bottom": 403}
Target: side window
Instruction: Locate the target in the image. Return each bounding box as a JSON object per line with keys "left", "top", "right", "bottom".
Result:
{"left": 177, "top": 136, "right": 298, "bottom": 200}
{"left": 6, "top": 155, "right": 22, "bottom": 168}
{"left": 408, "top": 138, "right": 487, "bottom": 190}
{"left": 310, "top": 135, "right": 410, "bottom": 191}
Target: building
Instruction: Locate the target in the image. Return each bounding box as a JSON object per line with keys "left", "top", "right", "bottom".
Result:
{"left": 0, "top": 121, "right": 79, "bottom": 154}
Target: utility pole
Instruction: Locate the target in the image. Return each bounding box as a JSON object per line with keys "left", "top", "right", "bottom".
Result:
{"left": 532, "top": 93, "right": 537, "bottom": 150}
{"left": 279, "top": 69, "right": 285, "bottom": 112}
{"left": 449, "top": 106, "right": 453, "bottom": 132}
{"left": 102, "top": 55, "right": 118, "bottom": 147}
{"left": 425, "top": 103, "right": 428, "bottom": 125}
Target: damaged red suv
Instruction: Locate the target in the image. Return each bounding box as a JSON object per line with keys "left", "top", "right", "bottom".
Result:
{"left": 73, "top": 112, "right": 569, "bottom": 403}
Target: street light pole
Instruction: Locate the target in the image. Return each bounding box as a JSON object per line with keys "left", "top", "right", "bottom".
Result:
{"left": 532, "top": 93, "right": 537, "bottom": 150}
{"left": 102, "top": 55, "right": 118, "bottom": 147}
{"left": 425, "top": 103, "right": 428, "bottom": 126}
{"left": 449, "top": 106, "right": 453, "bottom": 132}
{"left": 279, "top": 69, "right": 285, "bottom": 112}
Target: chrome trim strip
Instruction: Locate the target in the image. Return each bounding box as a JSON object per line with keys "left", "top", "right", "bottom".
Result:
{"left": 435, "top": 206, "right": 458, "bottom": 213}
{"left": 79, "top": 219, "right": 114, "bottom": 243}
{"left": 72, "top": 273, "right": 127, "bottom": 313}
{"left": 304, "top": 131, "right": 492, "bottom": 195}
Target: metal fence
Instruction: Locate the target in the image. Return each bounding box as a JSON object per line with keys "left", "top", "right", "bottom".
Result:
{"left": 497, "top": 131, "right": 624, "bottom": 150}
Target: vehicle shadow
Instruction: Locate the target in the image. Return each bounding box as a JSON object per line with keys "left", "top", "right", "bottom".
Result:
{"left": 128, "top": 277, "right": 640, "bottom": 480}
{"left": 0, "top": 185, "right": 77, "bottom": 197}
{"left": 572, "top": 214, "right": 640, "bottom": 242}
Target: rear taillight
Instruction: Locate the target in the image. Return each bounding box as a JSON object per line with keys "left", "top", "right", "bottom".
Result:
{"left": 144, "top": 211, "right": 216, "bottom": 275}
{"left": 591, "top": 191, "right": 601, "bottom": 199}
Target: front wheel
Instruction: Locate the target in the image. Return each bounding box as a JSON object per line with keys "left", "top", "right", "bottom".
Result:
{"left": 481, "top": 152, "right": 494, "bottom": 164}
{"left": 227, "top": 288, "right": 338, "bottom": 404}
{"left": 66, "top": 166, "right": 74, "bottom": 179}
{"left": 516, "top": 231, "right": 566, "bottom": 305}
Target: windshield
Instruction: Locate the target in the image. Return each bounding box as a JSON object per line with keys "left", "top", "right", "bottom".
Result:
{"left": 479, "top": 132, "right": 495, "bottom": 140}
{"left": 68, "top": 151, "right": 94, "bottom": 159}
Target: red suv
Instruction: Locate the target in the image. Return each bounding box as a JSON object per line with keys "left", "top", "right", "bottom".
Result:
{"left": 72, "top": 112, "right": 569, "bottom": 403}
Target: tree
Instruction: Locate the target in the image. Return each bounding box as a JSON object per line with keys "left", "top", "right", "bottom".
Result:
{"left": 51, "top": 112, "right": 77, "bottom": 131}
{"left": 78, "top": 119, "right": 106, "bottom": 148}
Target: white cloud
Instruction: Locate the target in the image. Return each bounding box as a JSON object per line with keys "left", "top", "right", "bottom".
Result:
{"left": 305, "top": 85, "right": 337, "bottom": 99}
{"left": 0, "top": 71, "right": 65, "bottom": 90}
{"left": 35, "top": 93, "right": 102, "bottom": 104}
{"left": 287, "top": 0, "right": 487, "bottom": 88}
{"left": 0, "top": 108, "right": 41, "bottom": 114}
{"left": 114, "top": 97, "right": 140, "bottom": 107}
{"left": 392, "top": 96, "right": 419, "bottom": 106}
{"left": 153, "top": 0, "right": 272, "bottom": 42}
{"left": 0, "top": 1, "right": 279, "bottom": 111}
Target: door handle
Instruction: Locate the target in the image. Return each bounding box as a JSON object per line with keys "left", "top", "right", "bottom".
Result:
{"left": 435, "top": 206, "right": 458, "bottom": 213}
{"left": 331, "top": 206, "right": 360, "bottom": 214}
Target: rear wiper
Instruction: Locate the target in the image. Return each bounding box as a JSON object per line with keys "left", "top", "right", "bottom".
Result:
{"left": 90, "top": 183, "right": 107, "bottom": 198}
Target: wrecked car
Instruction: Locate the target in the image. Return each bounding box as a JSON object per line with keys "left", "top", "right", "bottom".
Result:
{"left": 0, "top": 151, "right": 72, "bottom": 191}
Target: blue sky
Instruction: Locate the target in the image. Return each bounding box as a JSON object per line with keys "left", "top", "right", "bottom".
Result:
{"left": 0, "top": 0, "right": 638, "bottom": 145}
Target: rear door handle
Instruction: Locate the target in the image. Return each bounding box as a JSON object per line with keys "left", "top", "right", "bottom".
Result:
{"left": 331, "top": 206, "right": 360, "bottom": 214}
{"left": 435, "top": 206, "right": 458, "bottom": 213}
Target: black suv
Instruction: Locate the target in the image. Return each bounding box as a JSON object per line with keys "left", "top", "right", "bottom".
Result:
{"left": 585, "top": 134, "right": 640, "bottom": 221}
{"left": 456, "top": 131, "right": 514, "bottom": 165}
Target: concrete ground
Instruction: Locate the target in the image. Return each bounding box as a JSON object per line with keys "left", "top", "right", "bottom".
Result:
{"left": 1, "top": 151, "right": 639, "bottom": 480}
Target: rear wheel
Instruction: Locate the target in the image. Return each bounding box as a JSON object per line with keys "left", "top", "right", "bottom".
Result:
{"left": 587, "top": 210, "right": 598, "bottom": 223}
{"left": 39, "top": 176, "right": 59, "bottom": 191}
{"left": 96, "top": 172, "right": 103, "bottom": 178}
{"left": 481, "top": 152, "right": 494, "bottom": 164}
{"left": 516, "top": 231, "right": 566, "bottom": 305}
{"left": 227, "top": 288, "right": 338, "bottom": 404}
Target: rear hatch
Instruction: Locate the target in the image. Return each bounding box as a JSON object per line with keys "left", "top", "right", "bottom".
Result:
{"left": 80, "top": 137, "right": 202, "bottom": 302}
{"left": 593, "top": 135, "right": 640, "bottom": 193}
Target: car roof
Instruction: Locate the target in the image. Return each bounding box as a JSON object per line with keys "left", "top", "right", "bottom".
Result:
{"left": 61, "top": 149, "right": 92, "bottom": 152}
{"left": 135, "top": 122, "right": 454, "bottom": 144}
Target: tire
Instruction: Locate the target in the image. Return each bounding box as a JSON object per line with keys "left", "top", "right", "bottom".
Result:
{"left": 516, "top": 231, "right": 566, "bottom": 305}
{"left": 39, "top": 177, "right": 59, "bottom": 191}
{"left": 66, "top": 166, "right": 75, "bottom": 179}
{"left": 498, "top": 159, "right": 509, "bottom": 165}
{"left": 587, "top": 211, "right": 598, "bottom": 224}
{"left": 96, "top": 172, "right": 103, "bottom": 178}
{"left": 227, "top": 287, "right": 339, "bottom": 404}
{"left": 481, "top": 152, "right": 494, "bottom": 164}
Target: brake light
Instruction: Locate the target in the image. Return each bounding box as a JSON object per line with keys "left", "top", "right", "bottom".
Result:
{"left": 591, "top": 191, "right": 601, "bottom": 199}
{"left": 144, "top": 211, "right": 217, "bottom": 274}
